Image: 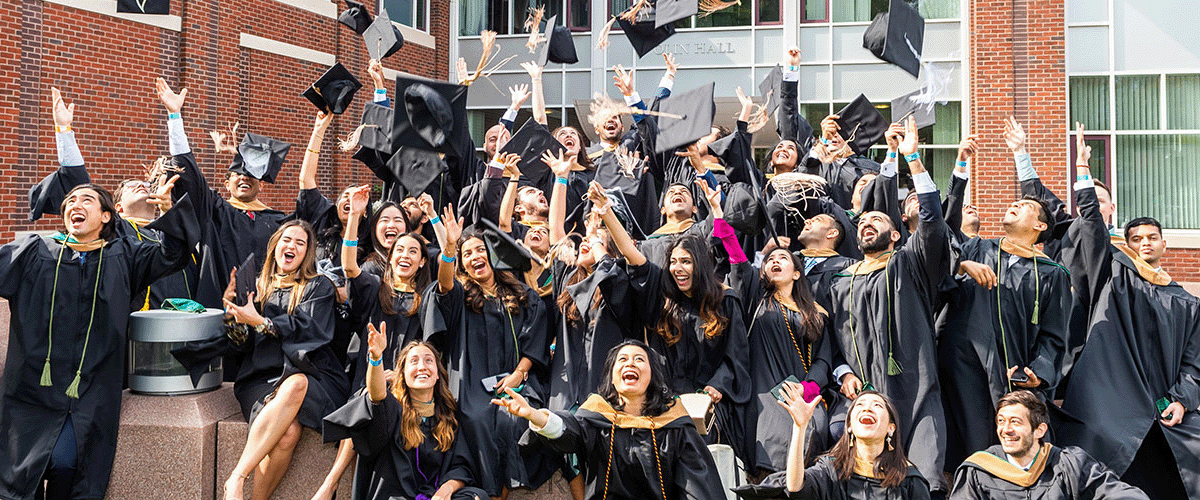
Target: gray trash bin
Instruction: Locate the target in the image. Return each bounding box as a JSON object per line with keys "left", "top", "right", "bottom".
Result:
{"left": 127, "top": 309, "right": 224, "bottom": 395}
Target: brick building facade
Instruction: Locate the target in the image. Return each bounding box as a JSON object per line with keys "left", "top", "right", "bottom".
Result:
{"left": 0, "top": 0, "right": 448, "bottom": 241}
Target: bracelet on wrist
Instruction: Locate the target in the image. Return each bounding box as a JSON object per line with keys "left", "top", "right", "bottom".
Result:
{"left": 368, "top": 356, "right": 382, "bottom": 366}
{"left": 374, "top": 88, "right": 387, "bottom": 94}
{"left": 555, "top": 177, "right": 569, "bottom": 186}
{"left": 887, "top": 152, "right": 898, "bottom": 160}
{"left": 440, "top": 253, "right": 456, "bottom": 263}
{"left": 306, "top": 148, "right": 320, "bottom": 154}
{"left": 904, "top": 152, "right": 921, "bottom": 163}
{"left": 429, "top": 215, "right": 441, "bottom": 225}
{"left": 1076, "top": 174, "right": 1092, "bottom": 181}
{"left": 343, "top": 239, "right": 358, "bottom": 247}
{"left": 54, "top": 125, "right": 72, "bottom": 133}
{"left": 167, "top": 112, "right": 181, "bottom": 120}
{"left": 955, "top": 160, "right": 968, "bottom": 168}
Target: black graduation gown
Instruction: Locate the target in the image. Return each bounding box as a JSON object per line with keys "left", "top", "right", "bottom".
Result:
{"left": 937, "top": 237, "right": 1072, "bottom": 469}
{"left": 803, "top": 252, "right": 857, "bottom": 314}
{"left": 231, "top": 276, "right": 350, "bottom": 430}
{"left": 345, "top": 272, "right": 426, "bottom": 395}
{"left": 1057, "top": 185, "right": 1200, "bottom": 497}
{"left": 322, "top": 393, "right": 488, "bottom": 500}
{"left": 729, "top": 261, "right": 835, "bottom": 472}
{"left": 522, "top": 394, "right": 727, "bottom": 500}
{"left": 949, "top": 444, "right": 1148, "bottom": 500}
{"left": 828, "top": 190, "right": 952, "bottom": 492}
{"left": 547, "top": 257, "right": 642, "bottom": 412}
{"left": 0, "top": 208, "right": 195, "bottom": 499}
{"left": 171, "top": 151, "right": 287, "bottom": 308}
{"left": 291, "top": 187, "right": 373, "bottom": 264}
{"left": 622, "top": 261, "right": 752, "bottom": 459}
{"left": 422, "top": 279, "right": 555, "bottom": 495}
{"left": 739, "top": 456, "right": 930, "bottom": 500}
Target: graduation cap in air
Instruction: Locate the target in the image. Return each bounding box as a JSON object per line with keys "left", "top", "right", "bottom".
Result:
{"left": 391, "top": 75, "right": 471, "bottom": 161}
{"left": 758, "top": 64, "right": 784, "bottom": 117}
{"left": 537, "top": 15, "right": 579, "bottom": 65}
{"left": 653, "top": 82, "right": 716, "bottom": 154}
{"left": 617, "top": 6, "right": 677, "bottom": 59}
{"left": 478, "top": 218, "right": 541, "bottom": 273}
{"left": 363, "top": 8, "right": 405, "bottom": 60}
{"left": 862, "top": 0, "right": 925, "bottom": 78}
{"left": 833, "top": 95, "right": 889, "bottom": 156}
{"left": 358, "top": 102, "right": 395, "bottom": 155}
{"left": 118, "top": 0, "right": 169, "bottom": 14}
{"left": 338, "top": 0, "right": 373, "bottom": 35}
{"left": 229, "top": 133, "right": 291, "bottom": 183}
{"left": 385, "top": 147, "right": 446, "bottom": 199}
{"left": 499, "top": 118, "right": 566, "bottom": 190}
{"left": 655, "top": 0, "right": 698, "bottom": 29}
{"left": 302, "top": 62, "right": 363, "bottom": 115}
{"left": 890, "top": 89, "right": 936, "bottom": 129}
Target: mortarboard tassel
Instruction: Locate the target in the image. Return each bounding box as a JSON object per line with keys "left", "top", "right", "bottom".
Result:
{"left": 339, "top": 123, "right": 375, "bottom": 151}
{"left": 887, "top": 353, "right": 903, "bottom": 376}
{"left": 619, "top": 0, "right": 651, "bottom": 22}
{"left": 209, "top": 123, "right": 241, "bottom": 154}
{"left": 1031, "top": 256, "right": 1041, "bottom": 325}
{"left": 463, "top": 31, "right": 498, "bottom": 86}
{"left": 595, "top": 17, "right": 617, "bottom": 50}
{"left": 523, "top": 6, "right": 546, "bottom": 53}
{"left": 699, "top": 0, "right": 741, "bottom": 17}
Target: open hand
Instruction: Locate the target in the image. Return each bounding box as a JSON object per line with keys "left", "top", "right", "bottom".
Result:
{"left": 898, "top": 116, "right": 919, "bottom": 156}
{"left": 492, "top": 387, "right": 537, "bottom": 419}
{"left": 777, "top": 380, "right": 822, "bottom": 428}
{"left": 51, "top": 87, "right": 75, "bottom": 129}
{"left": 441, "top": 204, "right": 463, "bottom": 253}
{"left": 348, "top": 185, "right": 371, "bottom": 217}
{"left": 959, "top": 260, "right": 996, "bottom": 289}
{"left": 366, "top": 321, "right": 388, "bottom": 364}
{"left": 612, "top": 65, "right": 634, "bottom": 96}
{"left": 155, "top": 77, "right": 187, "bottom": 115}
{"left": 957, "top": 135, "right": 978, "bottom": 163}
{"left": 1003, "top": 116, "right": 1026, "bottom": 155}
{"left": 663, "top": 53, "right": 678, "bottom": 79}
{"left": 147, "top": 174, "right": 179, "bottom": 213}
{"left": 223, "top": 291, "right": 265, "bottom": 327}
{"left": 542, "top": 149, "right": 572, "bottom": 178}
{"left": 509, "top": 84, "right": 531, "bottom": 109}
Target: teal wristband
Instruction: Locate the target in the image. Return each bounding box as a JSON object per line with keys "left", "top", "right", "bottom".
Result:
{"left": 167, "top": 112, "right": 181, "bottom": 120}
{"left": 440, "top": 253, "right": 456, "bottom": 263}
{"left": 343, "top": 239, "right": 358, "bottom": 247}
{"left": 955, "top": 160, "right": 968, "bottom": 168}
{"left": 556, "top": 177, "right": 569, "bottom": 186}
{"left": 887, "top": 152, "right": 898, "bottom": 160}
{"left": 1076, "top": 174, "right": 1091, "bottom": 181}
{"left": 368, "top": 356, "right": 382, "bottom": 366}
{"left": 904, "top": 152, "right": 921, "bottom": 163}
{"left": 374, "top": 88, "right": 387, "bottom": 94}
{"left": 429, "top": 215, "right": 441, "bottom": 225}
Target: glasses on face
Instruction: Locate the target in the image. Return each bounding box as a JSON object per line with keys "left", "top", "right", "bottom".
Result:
{"left": 123, "top": 180, "right": 151, "bottom": 191}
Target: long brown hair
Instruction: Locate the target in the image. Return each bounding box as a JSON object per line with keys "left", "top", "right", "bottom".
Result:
{"left": 653, "top": 235, "right": 727, "bottom": 345}
{"left": 760, "top": 249, "right": 825, "bottom": 342}
{"left": 826, "top": 390, "right": 909, "bottom": 488}
{"left": 557, "top": 230, "right": 618, "bottom": 326}
{"left": 390, "top": 341, "right": 458, "bottom": 452}
{"left": 457, "top": 227, "right": 528, "bottom": 314}
{"left": 379, "top": 232, "right": 431, "bottom": 317}
{"left": 257, "top": 220, "right": 320, "bottom": 313}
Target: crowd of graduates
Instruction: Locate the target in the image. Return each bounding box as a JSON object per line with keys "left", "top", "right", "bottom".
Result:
{"left": 2, "top": 2, "right": 1200, "bottom": 500}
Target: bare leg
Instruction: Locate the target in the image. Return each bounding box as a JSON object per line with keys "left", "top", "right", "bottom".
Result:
{"left": 312, "top": 438, "right": 357, "bottom": 500}
{"left": 252, "top": 421, "right": 302, "bottom": 499}
{"left": 569, "top": 475, "right": 585, "bottom": 500}
{"left": 224, "top": 374, "right": 309, "bottom": 499}
{"left": 492, "top": 486, "right": 511, "bottom": 500}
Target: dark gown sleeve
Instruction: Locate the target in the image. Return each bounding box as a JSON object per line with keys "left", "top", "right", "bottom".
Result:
{"left": 169, "top": 151, "right": 221, "bottom": 229}
{"left": 270, "top": 277, "right": 337, "bottom": 375}
{"left": 808, "top": 316, "right": 834, "bottom": 390}
{"left": 622, "top": 260, "right": 666, "bottom": 327}
{"left": 438, "top": 424, "right": 478, "bottom": 488}
{"left": 293, "top": 188, "right": 334, "bottom": 226}
{"left": 947, "top": 467, "right": 985, "bottom": 500}
{"left": 28, "top": 164, "right": 90, "bottom": 221}
{"left": 423, "top": 280, "right": 464, "bottom": 353}
{"left": 133, "top": 194, "right": 202, "bottom": 289}
{"left": 942, "top": 173, "right": 969, "bottom": 244}
{"left": 1061, "top": 447, "right": 1150, "bottom": 500}
{"left": 348, "top": 271, "right": 382, "bottom": 324}
{"left": 518, "top": 285, "right": 552, "bottom": 371}
{"left": 907, "top": 191, "right": 953, "bottom": 288}
{"left": 673, "top": 425, "right": 730, "bottom": 500}
{"left": 0, "top": 235, "right": 43, "bottom": 299}
{"left": 778, "top": 79, "right": 816, "bottom": 154}
{"left": 1019, "top": 175, "right": 1074, "bottom": 243}
{"left": 705, "top": 293, "right": 752, "bottom": 405}
{"left": 457, "top": 175, "right": 506, "bottom": 227}
{"left": 1062, "top": 185, "right": 1114, "bottom": 315}
{"left": 321, "top": 392, "right": 397, "bottom": 459}
{"left": 861, "top": 168, "right": 906, "bottom": 240}
{"left": 720, "top": 121, "right": 768, "bottom": 190}
{"left": 1026, "top": 265, "right": 1072, "bottom": 391}
{"left": 524, "top": 409, "right": 589, "bottom": 456}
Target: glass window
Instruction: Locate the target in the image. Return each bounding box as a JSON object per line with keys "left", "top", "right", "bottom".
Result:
{"left": 515, "top": 0, "right": 562, "bottom": 27}
{"left": 567, "top": 0, "right": 589, "bottom": 29}
{"left": 1116, "top": 75, "right": 1159, "bottom": 130}
{"left": 914, "top": 0, "right": 959, "bottom": 20}
{"left": 460, "top": 0, "right": 508, "bottom": 36}
{"left": 831, "top": 0, "right": 884, "bottom": 22}
{"left": 1070, "top": 76, "right": 1109, "bottom": 130}
{"left": 830, "top": 0, "right": 957, "bottom": 23}
{"left": 1166, "top": 74, "right": 1200, "bottom": 130}
{"left": 695, "top": 3, "right": 751, "bottom": 28}
{"left": 382, "top": 0, "right": 427, "bottom": 30}
{"left": 758, "top": 0, "right": 782, "bottom": 24}
{"left": 803, "top": 0, "right": 828, "bottom": 22}
{"left": 1116, "top": 134, "right": 1200, "bottom": 229}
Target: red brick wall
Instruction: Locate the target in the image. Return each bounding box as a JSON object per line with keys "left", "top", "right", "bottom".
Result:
{"left": 968, "top": 0, "right": 1200, "bottom": 282}
{"left": 0, "top": 0, "right": 447, "bottom": 241}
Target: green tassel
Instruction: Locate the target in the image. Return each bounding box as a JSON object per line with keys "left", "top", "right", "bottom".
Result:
{"left": 1031, "top": 303, "right": 1039, "bottom": 325}
{"left": 40, "top": 358, "right": 53, "bottom": 387}
{"left": 887, "top": 354, "right": 903, "bottom": 376}
{"left": 65, "top": 371, "right": 82, "bottom": 399}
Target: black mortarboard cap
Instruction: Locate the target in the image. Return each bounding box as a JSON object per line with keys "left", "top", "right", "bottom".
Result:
{"left": 862, "top": 0, "right": 925, "bottom": 78}
{"left": 653, "top": 82, "right": 715, "bottom": 154}
{"left": 391, "top": 75, "right": 471, "bottom": 160}
{"left": 359, "top": 102, "right": 395, "bottom": 155}
{"left": 890, "top": 89, "right": 936, "bottom": 129}
{"left": 118, "top": 0, "right": 169, "bottom": 14}
{"left": 385, "top": 147, "right": 446, "bottom": 199}
{"left": 655, "top": 0, "right": 698, "bottom": 29}
{"left": 537, "top": 16, "right": 579, "bottom": 66}
{"left": 338, "top": 0, "right": 373, "bottom": 35}
{"left": 722, "top": 183, "right": 767, "bottom": 235}
{"left": 229, "top": 133, "right": 290, "bottom": 183}
{"left": 833, "top": 95, "right": 889, "bottom": 156}
{"left": 233, "top": 253, "right": 258, "bottom": 307}
{"left": 758, "top": 64, "right": 784, "bottom": 117}
{"left": 618, "top": 7, "right": 676, "bottom": 59}
{"left": 363, "top": 8, "right": 405, "bottom": 61}
{"left": 302, "top": 62, "right": 363, "bottom": 115}
{"left": 500, "top": 118, "right": 566, "bottom": 189}
{"left": 478, "top": 218, "right": 539, "bottom": 273}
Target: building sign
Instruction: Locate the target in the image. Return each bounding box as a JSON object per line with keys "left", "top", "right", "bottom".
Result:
{"left": 653, "top": 41, "right": 737, "bottom": 55}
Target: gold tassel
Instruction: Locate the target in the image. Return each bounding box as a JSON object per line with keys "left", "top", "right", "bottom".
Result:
{"left": 338, "top": 123, "right": 375, "bottom": 151}
{"left": 523, "top": 6, "right": 546, "bottom": 53}
{"left": 463, "top": 31, "right": 498, "bottom": 85}
{"left": 699, "top": 0, "right": 741, "bottom": 17}
{"left": 40, "top": 358, "right": 52, "bottom": 387}
{"left": 595, "top": 17, "right": 617, "bottom": 50}
{"left": 209, "top": 122, "right": 240, "bottom": 154}
{"left": 619, "top": 0, "right": 651, "bottom": 22}
{"left": 65, "top": 370, "right": 82, "bottom": 399}
{"left": 745, "top": 107, "right": 769, "bottom": 133}
{"left": 887, "top": 354, "right": 903, "bottom": 376}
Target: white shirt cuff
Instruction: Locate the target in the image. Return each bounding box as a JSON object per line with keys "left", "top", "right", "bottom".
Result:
{"left": 912, "top": 171, "right": 937, "bottom": 194}
{"left": 167, "top": 117, "right": 190, "bottom": 156}
{"left": 55, "top": 131, "right": 84, "bottom": 167}
{"left": 952, "top": 169, "right": 970, "bottom": 180}
{"left": 658, "top": 76, "right": 675, "bottom": 92}
{"left": 624, "top": 92, "right": 643, "bottom": 106}
{"left": 782, "top": 68, "right": 800, "bottom": 82}
{"left": 529, "top": 410, "right": 564, "bottom": 439}
{"left": 1014, "top": 153, "right": 1037, "bottom": 181}
{"left": 1074, "top": 178, "right": 1095, "bottom": 191}
{"left": 879, "top": 160, "right": 898, "bottom": 178}
{"left": 502, "top": 107, "right": 518, "bottom": 123}
{"left": 833, "top": 364, "right": 854, "bottom": 382}
{"left": 373, "top": 89, "right": 388, "bottom": 103}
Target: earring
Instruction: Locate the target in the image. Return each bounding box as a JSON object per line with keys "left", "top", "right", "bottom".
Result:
{"left": 849, "top": 433, "right": 856, "bottom": 447}
{"left": 886, "top": 433, "right": 894, "bottom": 451}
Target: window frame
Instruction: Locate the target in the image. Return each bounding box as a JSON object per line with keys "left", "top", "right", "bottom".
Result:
{"left": 380, "top": 0, "right": 430, "bottom": 32}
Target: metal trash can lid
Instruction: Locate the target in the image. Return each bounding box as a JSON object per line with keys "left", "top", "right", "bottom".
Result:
{"left": 128, "top": 309, "right": 225, "bottom": 343}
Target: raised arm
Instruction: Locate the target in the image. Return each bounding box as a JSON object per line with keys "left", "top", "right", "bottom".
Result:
{"left": 588, "top": 181, "right": 646, "bottom": 266}
{"left": 341, "top": 185, "right": 371, "bottom": 278}
{"left": 364, "top": 321, "right": 389, "bottom": 402}
{"left": 1062, "top": 121, "right": 1115, "bottom": 310}
{"left": 28, "top": 87, "right": 92, "bottom": 221}
{"left": 496, "top": 153, "right": 521, "bottom": 232}
{"left": 778, "top": 47, "right": 815, "bottom": 150}
{"left": 1011, "top": 117, "right": 1072, "bottom": 234}
{"left": 898, "top": 116, "right": 952, "bottom": 284}
{"left": 943, "top": 135, "right": 977, "bottom": 243}
{"left": 299, "top": 112, "right": 334, "bottom": 191}
{"left": 503, "top": 83, "right": 531, "bottom": 131}
{"left": 544, "top": 150, "right": 573, "bottom": 245}
{"left": 521, "top": 62, "right": 547, "bottom": 126}
{"left": 437, "top": 204, "right": 463, "bottom": 293}
{"left": 779, "top": 381, "right": 823, "bottom": 493}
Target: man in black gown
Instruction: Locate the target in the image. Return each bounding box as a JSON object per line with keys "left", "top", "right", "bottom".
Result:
{"left": 951, "top": 391, "right": 1147, "bottom": 499}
